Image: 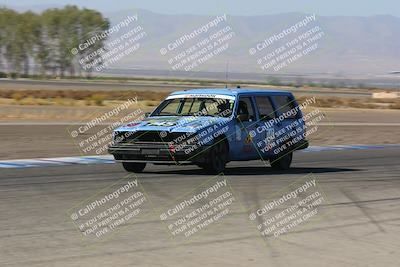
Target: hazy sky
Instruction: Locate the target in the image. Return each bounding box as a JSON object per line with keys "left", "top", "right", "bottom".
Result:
{"left": 1, "top": 0, "right": 399, "bottom": 17}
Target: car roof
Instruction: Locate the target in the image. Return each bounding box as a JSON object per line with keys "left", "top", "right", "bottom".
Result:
{"left": 169, "top": 88, "right": 292, "bottom": 97}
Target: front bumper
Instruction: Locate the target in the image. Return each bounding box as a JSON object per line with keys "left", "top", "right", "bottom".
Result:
{"left": 108, "top": 142, "right": 208, "bottom": 163}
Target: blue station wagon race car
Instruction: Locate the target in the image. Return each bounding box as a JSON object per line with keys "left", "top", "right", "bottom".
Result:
{"left": 108, "top": 88, "right": 309, "bottom": 173}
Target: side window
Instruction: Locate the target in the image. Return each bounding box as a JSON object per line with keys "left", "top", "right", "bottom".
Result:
{"left": 180, "top": 98, "right": 195, "bottom": 114}
{"left": 272, "top": 95, "right": 299, "bottom": 119}
{"left": 255, "top": 96, "right": 275, "bottom": 121}
{"left": 237, "top": 97, "right": 256, "bottom": 122}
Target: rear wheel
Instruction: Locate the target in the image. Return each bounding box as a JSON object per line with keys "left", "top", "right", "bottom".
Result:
{"left": 270, "top": 152, "right": 293, "bottom": 170}
{"left": 203, "top": 140, "right": 228, "bottom": 174}
{"left": 122, "top": 162, "right": 146, "bottom": 173}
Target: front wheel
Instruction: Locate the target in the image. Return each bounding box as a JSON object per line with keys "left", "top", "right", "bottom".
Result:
{"left": 270, "top": 152, "right": 293, "bottom": 170}
{"left": 202, "top": 140, "right": 228, "bottom": 174}
{"left": 122, "top": 162, "right": 146, "bottom": 173}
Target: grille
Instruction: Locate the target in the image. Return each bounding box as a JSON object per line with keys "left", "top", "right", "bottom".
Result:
{"left": 114, "top": 131, "right": 186, "bottom": 143}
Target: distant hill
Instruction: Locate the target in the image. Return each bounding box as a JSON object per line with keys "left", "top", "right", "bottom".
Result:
{"left": 4, "top": 6, "right": 399, "bottom": 76}
{"left": 103, "top": 10, "right": 400, "bottom": 76}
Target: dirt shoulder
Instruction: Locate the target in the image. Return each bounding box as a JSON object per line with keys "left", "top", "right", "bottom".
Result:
{"left": 1, "top": 124, "right": 399, "bottom": 160}
{"left": 1, "top": 88, "right": 399, "bottom": 160}
{"left": 1, "top": 107, "right": 399, "bottom": 160}
{"left": 1, "top": 105, "right": 399, "bottom": 123}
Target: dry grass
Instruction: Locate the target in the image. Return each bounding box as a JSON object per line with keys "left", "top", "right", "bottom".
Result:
{"left": 85, "top": 93, "right": 106, "bottom": 106}
{"left": 0, "top": 89, "right": 170, "bottom": 102}
{"left": 297, "top": 96, "right": 400, "bottom": 109}
{"left": 0, "top": 89, "right": 170, "bottom": 107}
{"left": 389, "top": 102, "right": 400, "bottom": 109}
{"left": 1, "top": 88, "right": 399, "bottom": 109}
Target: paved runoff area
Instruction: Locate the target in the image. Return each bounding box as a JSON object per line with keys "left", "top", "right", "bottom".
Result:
{"left": 0, "top": 148, "right": 399, "bottom": 266}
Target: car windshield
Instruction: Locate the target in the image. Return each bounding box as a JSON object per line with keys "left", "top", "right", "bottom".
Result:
{"left": 152, "top": 97, "right": 234, "bottom": 117}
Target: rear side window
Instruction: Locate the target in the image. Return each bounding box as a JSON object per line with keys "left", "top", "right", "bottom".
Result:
{"left": 272, "top": 95, "right": 299, "bottom": 119}
{"left": 255, "top": 96, "right": 275, "bottom": 120}
{"left": 237, "top": 97, "right": 256, "bottom": 121}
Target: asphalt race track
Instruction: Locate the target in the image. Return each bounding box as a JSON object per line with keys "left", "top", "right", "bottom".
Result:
{"left": 1, "top": 148, "right": 399, "bottom": 266}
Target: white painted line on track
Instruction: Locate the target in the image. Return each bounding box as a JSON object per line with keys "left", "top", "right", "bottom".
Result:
{"left": 0, "top": 145, "right": 399, "bottom": 169}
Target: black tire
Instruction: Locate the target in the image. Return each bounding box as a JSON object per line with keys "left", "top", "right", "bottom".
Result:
{"left": 122, "top": 162, "right": 146, "bottom": 173}
{"left": 270, "top": 152, "right": 293, "bottom": 170}
{"left": 203, "top": 140, "right": 228, "bottom": 174}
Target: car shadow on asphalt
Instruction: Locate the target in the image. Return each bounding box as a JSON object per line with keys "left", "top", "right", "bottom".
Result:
{"left": 145, "top": 166, "right": 361, "bottom": 176}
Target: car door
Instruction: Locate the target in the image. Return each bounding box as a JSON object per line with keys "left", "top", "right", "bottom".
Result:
{"left": 270, "top": 94, "right": 301, "bottom": 153}
{"left": 231, "top": 95, "right": 260, "bottom": 160}
{"left": 253, "top": 95, "right": 279, "bottom": 158}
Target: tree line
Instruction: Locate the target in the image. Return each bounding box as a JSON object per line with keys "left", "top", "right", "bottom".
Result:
{"left": 0, "top": 5, "right": 109, "bottom": 78}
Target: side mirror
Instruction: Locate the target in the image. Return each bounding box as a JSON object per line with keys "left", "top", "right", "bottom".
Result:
{"left": 236, "top": 114, "right": 249, "bottom": 122}
{"left": 144, "top": 112, "right": 151, "bottom": 117}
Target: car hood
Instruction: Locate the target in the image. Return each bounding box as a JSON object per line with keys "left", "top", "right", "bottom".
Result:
{"left": 115, "top": 116, "right": 230, "bottom": 133}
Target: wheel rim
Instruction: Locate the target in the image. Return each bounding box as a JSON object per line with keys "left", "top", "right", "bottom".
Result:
{"left": 212, "top": 142, "right": 227, "bottom": 171}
